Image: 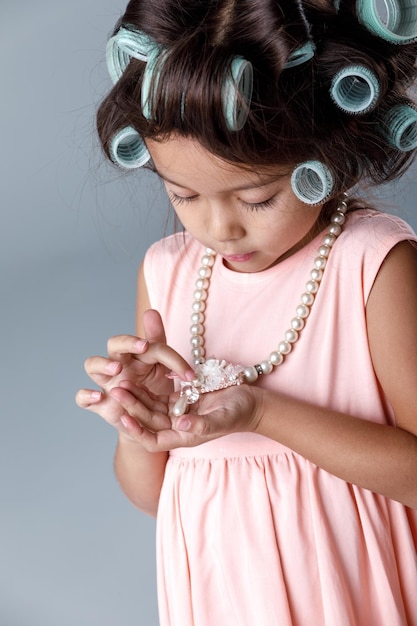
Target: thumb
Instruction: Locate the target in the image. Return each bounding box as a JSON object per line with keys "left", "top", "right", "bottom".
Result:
{"left": 143, "top": 309, "right": 167, "bottom": 345}
{"left": 172, "top": 414, "right": 210, "bottom": 437}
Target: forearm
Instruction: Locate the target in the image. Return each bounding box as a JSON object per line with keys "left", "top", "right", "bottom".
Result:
{"left": 114, "top": 433, "right": 168, "bottom": 517}
{"left": 256, "top": 390, "right": 417, "bottom": 508}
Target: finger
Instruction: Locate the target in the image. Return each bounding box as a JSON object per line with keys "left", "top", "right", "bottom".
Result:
{"left": 107, "top": 334, "right": 149, "bottom": 360}
{"left": 120, "top": 413, "right": 144, "bottom": 438}
{"left": 75, "top": 388, "right": 126, "bottom": 429}
{"left": 142, "top": 310, "right": 196, "bottom": 381}
{"left": 172, "top": 414, "right": 210, "bottom": 437}
{"left": 143, "top": 309, "right": 167, "bottom": 344}
{"left": 84, "top": 356, "right": 123, "bottom": 386}
{"left": 113, "top": 380, "right": 169, "bottom": 413}
{"left": 75, "top": 388, "right": 102, "bottom": 408}
{"left": 108, "top": 333, "right": 195, "bottom": 383}
{"left": 110, "top": 385, "right": 172, "bottom": 431}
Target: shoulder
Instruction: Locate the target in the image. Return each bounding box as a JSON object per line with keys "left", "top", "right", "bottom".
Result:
{"left": 338, "top": 208, "right": 416, "bottom": 268}
{"left": 342, "top": 208, "right": 416, "bottom": 250}
{"left": 144, "top": 231, "right": 202, "bottom": 266}
{"left": 330, "top": 208, "right": 417, "bottom": 302}
{"left": 142, "top": 231, "right": 204, "bottom": 305}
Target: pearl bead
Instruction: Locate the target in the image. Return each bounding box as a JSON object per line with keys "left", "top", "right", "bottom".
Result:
{"left": 291, "top": 317, "right": 305, "bottom": 331}
{"left": 329, "top": 224, "right": 342, "bottom": 236}
{"left": 260, "top": 360, "right": 273, "bottom": 374}
{"left": 322, "top": 233, "right": 336, "bottom": 247}
{"left": 269, "top": 351, "right": 284, "bottom": 365}
{"left": 301, "top": 292, "right": 315, "bottom": 306}
{"left": 314, "top": 256, "right": 327, "bottom": 270}
{"left": 192, "top": 300, "right": 206, "bottom": 313}
{"left": 172, "top": 394, "right": 188, "bottom": 417}
{"left": 285, "top": 329, "right": 299, "bottom": 343}
{"left": 296, "top": 304, "right": 310, "bottom": 318}
{"left": 339, "top": 200, "right": 348, "bottom": 213}
{"left": 310, "top": 269, "right": 323, "bottom": 282}
{"left": 318, "top": 244, "right": 330, "bottom": 257}
{"left": 331, "top": 212, "right": 345, "bottom": 225}
{"left": 195, "top": 277, "right": 209, "bottom": 290}
{"left": 201, "top": 254, "right": 214, "bottom": 267}
{"left": 306, "top": 280, "right": 319, "bottom": 293}
{"left": 191, "top": 335, "right": 204, "bottom": 348}
{"left": 192, "top": 346, "right": 205, "bottom": 359}
{"left": 243, "top": 365, "right": 259, "bottom": 383}
{"left": 193, "top": 288, "right": 207, "bottom": 301}
{"left": 278, "top": 340, "right": 292, "bottom": 354}
{"left": 190, "top": 323, "right": 204, "bottom": 335}
{"left": 191, "top": 311, "right": 204, "bottom": 324}
{"left": 198, "top": 266, "right": 212, "bottom": 279}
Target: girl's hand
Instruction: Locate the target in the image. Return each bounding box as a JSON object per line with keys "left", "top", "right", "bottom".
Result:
{"left": 109, "top": 379, "right": 263, "bottom": 450}
{"left": 75, "top": 310, "right": 194, "bottom": 436}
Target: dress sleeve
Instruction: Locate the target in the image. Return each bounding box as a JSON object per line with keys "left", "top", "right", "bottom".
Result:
{"left": 345, "top": 211, "right": 417, "bottom": 303}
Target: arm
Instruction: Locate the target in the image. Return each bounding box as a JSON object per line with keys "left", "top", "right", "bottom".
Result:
{"left": 253, "top": 241, "right": 417, "bottom": 507}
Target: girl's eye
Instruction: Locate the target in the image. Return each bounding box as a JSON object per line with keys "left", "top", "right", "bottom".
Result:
{"left": 168, "top": 190, "right": 278, "bottom": 210}
{"left": 241, "top": 196, "right": 277, "bottom": 211}
{"left": 168, "top": 191, "right": 198, "bottom": 206}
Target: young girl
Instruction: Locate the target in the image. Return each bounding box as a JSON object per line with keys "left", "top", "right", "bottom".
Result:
{"left": 76, "top": 0, "right": 417, "bottom": 624}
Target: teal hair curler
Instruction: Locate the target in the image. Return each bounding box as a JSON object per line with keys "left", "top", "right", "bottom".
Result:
{"left": 109, "top": 126, "right": 150, "bottom": 169}
{"left": 284, "top": 41, "right": 316, "bottom": 69}
{"left": 142, "top": 52, "right": 253, "bottom": 131}
{"left": 291, "top": 161, "right": 334, "bottom": 204}
{"left": 357, "top": 0, "right": 417, "bottom": 44}
{"left": 330, "top": 65, "right": 380, "bottom": 114}
{"left": 380, "top": 103, "right": 417, "bottom": 151}
{"left": 141, "top": 47, "right": 165, "bottom": 121}
{"left": 106, "top": 26, "right": 157, "bottom": 84}
{"left": 222, "top": 57, "right": 253, "bottom": 131}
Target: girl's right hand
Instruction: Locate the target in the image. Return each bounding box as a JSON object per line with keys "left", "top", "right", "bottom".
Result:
{"left": 75, "top": 309, "right": 194, "bottom": 434}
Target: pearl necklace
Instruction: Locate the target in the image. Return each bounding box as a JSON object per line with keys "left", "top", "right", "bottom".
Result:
{"left": 172, "top": 194, "right": 348, "bottom": 417}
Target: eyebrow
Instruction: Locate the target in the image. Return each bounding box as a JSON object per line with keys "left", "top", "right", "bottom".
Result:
{"left": 153, "top": 167, "right": 285, "bottom": 192}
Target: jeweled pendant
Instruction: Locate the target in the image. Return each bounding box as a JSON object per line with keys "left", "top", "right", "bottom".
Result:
{"left": 172, "top": 358, "right": 245, "bottom": 416}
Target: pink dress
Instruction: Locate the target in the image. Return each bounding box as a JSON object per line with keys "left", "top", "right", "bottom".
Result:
{"left": 144, "top": 209, "right": 417, "bottom": 626}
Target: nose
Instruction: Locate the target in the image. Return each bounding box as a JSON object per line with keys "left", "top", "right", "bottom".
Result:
{"left": 207, "top": 202, "right": 246, "bottom": 243}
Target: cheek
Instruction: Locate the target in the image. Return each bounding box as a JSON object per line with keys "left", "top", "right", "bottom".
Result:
{"left": 172, "top": 208, "right": 202, "bottom": 233}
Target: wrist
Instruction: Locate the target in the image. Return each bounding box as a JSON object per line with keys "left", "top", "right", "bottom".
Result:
{"left": 248, "top": 386, "right": 268, "bottom": 433}
{"left": 252, "top": 387, "right": 277, "bottom": 435}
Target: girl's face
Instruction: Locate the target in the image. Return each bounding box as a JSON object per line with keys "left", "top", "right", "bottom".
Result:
{"left": 147, "top": 135, "right": 323, "bottom": 273}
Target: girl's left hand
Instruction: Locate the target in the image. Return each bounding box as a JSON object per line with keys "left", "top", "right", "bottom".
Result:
{"left": 110, "top": 379, "right": 263, "bottom": 450}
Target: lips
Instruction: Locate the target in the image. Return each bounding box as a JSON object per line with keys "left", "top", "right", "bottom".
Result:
{"left": 222, "top": 252, "right": 254, "bottom": 263}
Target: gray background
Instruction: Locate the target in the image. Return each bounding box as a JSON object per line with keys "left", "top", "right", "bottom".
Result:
{"left": 1, "top": 2, "right": 416, "bottom": 626}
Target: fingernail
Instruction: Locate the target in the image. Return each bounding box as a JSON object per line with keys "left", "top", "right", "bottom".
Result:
{"left": 185, "top": 370, "right": 195, "bottom": 382}
{"left": 134, "top": 339, "right": 148, "bottom": 351}
{"left": 175, "top": 418, "right": 191, "bottom": 432}
{"left": 90, "top": 391, "right": 101, "bottom": 401}
{"left": 120, "top": 416, "right": 130, "bottom": 429}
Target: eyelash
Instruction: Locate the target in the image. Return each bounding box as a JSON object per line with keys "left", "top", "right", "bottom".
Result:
{"left": 168, "top": 192, "right": 198, "bottom": 206}
{"left": 168, "top": 191, "right": 276, "bottom": 211}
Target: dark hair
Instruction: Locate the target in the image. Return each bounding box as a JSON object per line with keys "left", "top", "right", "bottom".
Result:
{"left": 97, "top": 0, "right": 417, "bottom": 196}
